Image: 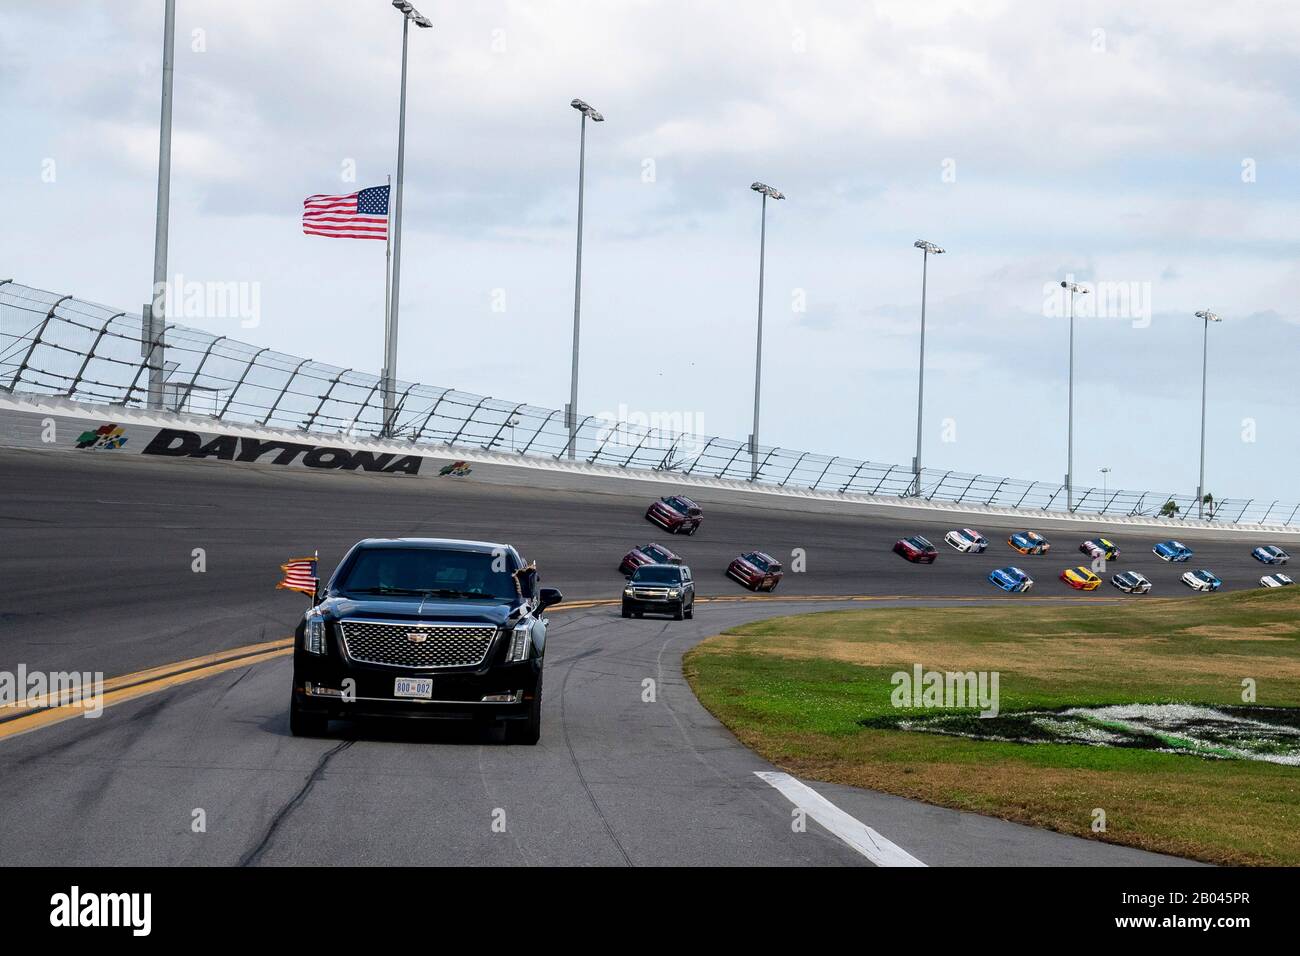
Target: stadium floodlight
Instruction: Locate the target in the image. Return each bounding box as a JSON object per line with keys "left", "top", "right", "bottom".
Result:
{"left": 571, "top": 98, "right": 604, "bottom": 122}
{"left": 1194, "top": 310, "right": 1222, "bottom": 519}
{"left": 565, "top": 98, "right": 604, "bottom": 459}
{"left": 748, "top": 182, "right": 785, "bottom": 480}
{"left": 1060, "top": 279, "right": 1090, "bottom": 511}
{"left": 910, "top": 240, "right": 946, "bottom": 495}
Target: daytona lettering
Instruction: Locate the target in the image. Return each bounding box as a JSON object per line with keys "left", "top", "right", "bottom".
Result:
{"left": 141, "top": 428, "right": 422, "bottom": 474}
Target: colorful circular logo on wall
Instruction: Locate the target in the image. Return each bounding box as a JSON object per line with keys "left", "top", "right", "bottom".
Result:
{"left": 75, "top": 423, "right": 128, "bottom": 450}
{"left": 439, "top": 461, "right": 472, "bottom": 477}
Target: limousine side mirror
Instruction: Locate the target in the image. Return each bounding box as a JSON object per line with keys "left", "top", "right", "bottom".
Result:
{"left": 539, "top": 587, "right": 563, "bottom": 610}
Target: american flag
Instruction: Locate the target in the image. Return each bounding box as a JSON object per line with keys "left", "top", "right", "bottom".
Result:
{"left": 277, "top": 556, "right": 319, "bottom": 596}
{"left": 302, "top": 185, "right": 389, "bottom": 240}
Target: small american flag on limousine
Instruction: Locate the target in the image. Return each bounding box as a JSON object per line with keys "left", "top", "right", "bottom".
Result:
{"left": 302, "top": 185, "right": 389, "bottom": 240}
{"left": 277, "top": 555, "right": 319, "bottom": 596}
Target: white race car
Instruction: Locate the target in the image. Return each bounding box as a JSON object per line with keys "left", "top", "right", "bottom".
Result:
{"left": 1260, "top": 573, "right": 1294, "bottom": 588}
{"left": 944, "top": 528, "right": 988, "bottom": 553}
{"left": 1181, "top": 569, "right": 1222, "bottom": 592}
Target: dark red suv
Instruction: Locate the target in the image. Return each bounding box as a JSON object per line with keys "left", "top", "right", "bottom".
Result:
{"left": 726, "top": 551, "right": 783, "bottom": 592}
{"left": 619, "top": 542, "right": 682, "bottom": 576}
{"left": 893, "top": 535, "right": 938, "bottom": 564}
{"left": 645, "top": 495, "right": 702, "bottom": 535}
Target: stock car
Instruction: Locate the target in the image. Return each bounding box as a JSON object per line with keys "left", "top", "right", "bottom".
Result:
{"left": 1060, "top": 566, "right": 1102, "bottom": 591}
{"left": 1153, "top": 540, "right": 1194, "bottom": 562}
{"left": 893, "top": 535, "right": 939, "bottom": 564}
{"left": 944, "top": 528, "right": 988, "bottom": 553}
{"left": 726, "top": 551, "right": 784, "bottom": 592}
{"left": 1260, "top": 573, "right": 1294, "bottom": 588}
{"left": 619, "top": 542, "right": 682, "bottom": 576}
{"left": 1181, "top": 568, "right": 1222, "bottom": 592}
{"left": 1111, "top": 570, "right": 1153, "bottom": 594}
{"left": 1008, "top": 531, "right": 1051, "bottom": 555}
{"left": 1080, "top": 538, "right": 1120, "bottom": 561}
{"left": 645, "top": 495, "right": 703, "bottom": 535}
{"left": 988, "top": 566, "right": 1033, "bottom": 592}
{"left": 1252, "top": 545, "right": 1290, "bottom": 566}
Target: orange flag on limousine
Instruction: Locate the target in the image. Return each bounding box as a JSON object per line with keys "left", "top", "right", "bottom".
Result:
{"left": 277, "top": 554, "right": 318, "bottom": 596}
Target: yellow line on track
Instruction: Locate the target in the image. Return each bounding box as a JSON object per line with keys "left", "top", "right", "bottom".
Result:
{"left": 0, "top": 592, "right": 1100, "bottom": 743}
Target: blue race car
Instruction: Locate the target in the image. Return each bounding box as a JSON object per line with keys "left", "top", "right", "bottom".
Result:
{"left": 988, "top": 566, "right": 1033, "bottom": 592}
{"left": 1252, "top": 545, "right": 1290, "bottom": 566}
{"left": 1153, "top": 540, "right": 1193, "bottom": 562}
{"left": 1181, "top": 568, "right": 1222, "bottom": 592}
{"left": 1008, "top": 531, "right": 1051, "bottom": 555}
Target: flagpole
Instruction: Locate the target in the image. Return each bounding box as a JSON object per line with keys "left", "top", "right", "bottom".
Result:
{"left": 382, "top": 174, "right": 393, "bottom": 435}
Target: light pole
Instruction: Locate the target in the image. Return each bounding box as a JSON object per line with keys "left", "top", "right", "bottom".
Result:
{"left": 749, "top": 182, "right": 784, "bottom": 479}
{"left": 1100, "top": 466, "right": 1111, "bottom": 497}
{"left": 383, "top": 1, "right": 432, "bottom": 436}
{"left": 1195, "top": 310, "right": 1222, "bottom": 519}
{"left": 1060, "top": 280, "right": 1089, "bottom": 510}
{"left": 144, "top": 0, "right": 176, "bottom": 410}
{"left": 566, "top": 98, "right": 604, "bottom": 459}
{"left": 911, "top": 240, "right": 945, "bottom": 495}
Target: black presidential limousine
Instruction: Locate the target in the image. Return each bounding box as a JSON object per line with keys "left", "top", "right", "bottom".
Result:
{"left": 290, "top": 538, "right": 561, "bottom": 744}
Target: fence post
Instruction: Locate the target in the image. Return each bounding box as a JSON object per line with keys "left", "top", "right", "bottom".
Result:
{"left": 554, "top": 414, "right": 596, "bottom": 459}
{"left": 179, "top": 334, "right": 226, "bottom": 411}
{"left": 449, "top": 396, "right": 492, "bottom": 446}
{"left": 302, "top": 366, "right": 349, "bottom": 432}
{"left": 655, "top": 437, "right": 683, "bottom": 471}
{"left": 518, "top": 408, "right": 559, "bottom": 455}
{"left": 217, "top": 347, "right": 270, "bottom": 419}
{"left": 487, "top": 402, "right": 528, "bottom": 451}
{"left": 259, "top": 358, "right": 311, "bottom": 427}
{"left": 956, "top": 473, "right": 981, "bottom": 503}
{"left": 984, "top": 477, "right": 1008, "bottom": 506}
{"left": 8, "top": 294, "right": 72, "bottom": 393}
{"left": 780, "top": 452, "right": 809, "bottom": 487}
{"left": 839, "top": 460, "right": 868, "bottom": 493}
{"left": 1014, "top": 481, "right": 1037, "bottom": 509}
{"left": 413, "top": 387, "right": 454, "bottom": 442}
{"left": 684, "top": 437, "right": 718, "bottom": 475}
{"left": 1101, "top": 489, "right": 1122, "bottom": 513}
{"left": 382, "top": 383, "right": 418, "bottom": 437}
{"left": 344, "top": 379, "right": 384, "bottom": 434}
{"left": 718, "top": 442, "right": 748, "bottom": 479}
{"left": 1286, "top": 504, "right": 1300, "bottom": 527}
{"left": 615, "top": 427, "right": 653, "bottom": 467}
{"left": 1260, "top": 500, "right": 1278, "bottom": 525}
{"left": 1073, "top": 487, "right": 1093, "bottom": 512}
{"left": 67, "top": 311, "right": 123, "bottom": 398}
{"left": 1235, "top": 499, "right": 1253, "bottom": 523}
{"left": 1128, "top": 492, "right": 1147, "bottom": 517}
{"left": 925, "top": 470, "right": 953, "bottom": 501}
{"left": 1042, "top": 484, "right": 1064, "bottom": 511}
{"left": 810, "top": 456, "right": 838, "bottom": 491}
{"left": 869, "top": 464, "right": 898, "bottom": 495}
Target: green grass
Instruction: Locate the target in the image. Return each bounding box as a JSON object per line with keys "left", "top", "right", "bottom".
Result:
{"left": 684, "top": 588, "right": 1300, "bottom": 865}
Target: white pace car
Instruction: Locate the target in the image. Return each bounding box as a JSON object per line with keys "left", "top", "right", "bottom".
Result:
{"left": 944, "top": 528, "right": 988, "bottom": 553}
{"left": 1260, "top": 573, "right": 1294, "bottom": 588}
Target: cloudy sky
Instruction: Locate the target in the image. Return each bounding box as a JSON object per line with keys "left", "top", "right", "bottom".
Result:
{"left": 3, "top": 0, "right": 1299, "bottom": 504}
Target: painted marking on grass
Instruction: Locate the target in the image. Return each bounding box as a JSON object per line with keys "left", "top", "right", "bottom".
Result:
{"left": 755, "top": 771, "right": 926, "bottom": 867}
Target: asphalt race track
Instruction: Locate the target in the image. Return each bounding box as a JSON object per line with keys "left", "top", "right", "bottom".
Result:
{"left": 0, "top": 448, "right": 1282, "bottom": 865}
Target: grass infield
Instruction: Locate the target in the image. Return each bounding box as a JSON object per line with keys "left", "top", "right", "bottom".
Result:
{"left": 683, "top": 588, "right": 1300, "bottom": 865}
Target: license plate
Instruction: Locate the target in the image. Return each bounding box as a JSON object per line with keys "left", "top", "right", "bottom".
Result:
{"left": 394, "top": 677, "right": 433, "bottom": 699}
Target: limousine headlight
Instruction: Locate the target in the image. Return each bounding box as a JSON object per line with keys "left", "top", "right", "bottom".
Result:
{"left": 667, "top": 589, "right": 680, "bottom": 599}
{"left": 304, "top": 615, "right": 327, "bottom": 655}
{"left": 505, "top": 623, "right": 532, "bottom": 663}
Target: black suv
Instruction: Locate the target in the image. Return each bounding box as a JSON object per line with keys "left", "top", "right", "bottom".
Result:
{"left": 622, "top": 563, "right": 694, "bottom": 620}
{"left": 290, "top": 538, "right": 562, "bottom": 744}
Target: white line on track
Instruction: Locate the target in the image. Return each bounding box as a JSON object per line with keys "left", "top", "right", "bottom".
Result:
{"left": 755, "top": 771, "right": 926, "bottom": 867}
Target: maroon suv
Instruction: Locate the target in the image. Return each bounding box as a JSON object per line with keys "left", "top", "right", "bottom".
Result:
{"left": 727, "top": 551, "right": 783, "bottom": 592}
{"left": 619, "top": 542, "right": 682, "bottom": 576}
{"left": 645, "top": 495, "right": 703, "bottom": 535}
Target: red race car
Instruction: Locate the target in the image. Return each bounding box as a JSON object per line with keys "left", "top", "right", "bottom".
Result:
{"left": 645, "top": 495, "right": 703, "bottom": 535}
{"left": 893, "top": 535, "right": 938, "bottom": 564}
{"left": 726, "top": 551, "right": 783, "bottom": 592}
{"left": 619, "top": 542, "right": 682, "bottom": 576}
